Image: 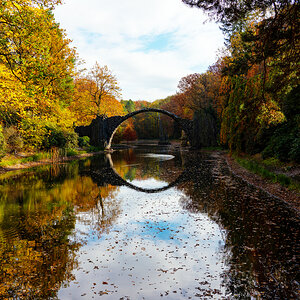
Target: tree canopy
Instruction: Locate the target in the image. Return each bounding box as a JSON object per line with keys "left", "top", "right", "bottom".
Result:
{"left": 70, "top": 62, "right": 124, "bottom": 126}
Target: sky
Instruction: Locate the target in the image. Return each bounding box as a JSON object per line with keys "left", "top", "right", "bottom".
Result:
{"left": 54, "top": 0, "right": 225, "bottom": 101}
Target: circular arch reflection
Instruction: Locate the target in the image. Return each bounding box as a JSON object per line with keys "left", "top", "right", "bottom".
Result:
{"left": 89, "top": 153, "right": 190, "bottom": 194}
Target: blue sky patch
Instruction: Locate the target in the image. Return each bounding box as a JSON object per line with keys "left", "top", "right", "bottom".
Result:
{"left": 80, "top": 29, "right": 103, "bottom": 44}
{"left": 140, "top": 32, "right": 175, "bottom": 52}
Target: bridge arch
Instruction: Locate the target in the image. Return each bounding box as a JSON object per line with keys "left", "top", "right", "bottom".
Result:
{"left": 105, "top": 108, "right": 193, "bottom": 150}
{"left": 75, "top": 108, "right": 193, "bottom": 149}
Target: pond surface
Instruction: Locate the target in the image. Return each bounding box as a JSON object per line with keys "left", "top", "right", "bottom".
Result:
{"left": 0, "top": 146, "right": 299, "bottom": 299}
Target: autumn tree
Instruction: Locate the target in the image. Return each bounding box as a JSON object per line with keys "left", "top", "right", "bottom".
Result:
{"left": 217, "top": 17, "right": 294, "bottom": 154}
{"left": 182, "top": 0, "right": 298, "bottom": 36}
{"left": 122, "top": 121, "right": 138, "bottom": 142}
{"left": 87, "top": 62, "right": 121, "bottom": 116}
{"left": 0, "top": 0, "right": 77, "bottom": 150}
{"left": 183, "top": 0, "right": 299, "bottom": 103}
{"left": 183, "top": 0, "right": 299, "bottom": 158}
{"left": 177, "top": 72, "right": 220, "bottom": 113}
{"left": 0, "top": 1, "right": 76, "bottom": 109}
{"left": 129, "top": 101, "right": 160, "bottom": 139}
{"left": 161, "top": 94, "right": 191, "bottom": 119}
{"left": 70, "top": 62, "right": 124, "bottom": 125}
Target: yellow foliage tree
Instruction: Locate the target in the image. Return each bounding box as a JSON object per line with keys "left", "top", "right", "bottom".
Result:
{"left": 0, "top": 0, "right": 77, "bottom": 149}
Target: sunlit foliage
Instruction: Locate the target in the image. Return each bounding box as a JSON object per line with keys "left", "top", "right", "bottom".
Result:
{"left": 70, "top": 62, "right": 124, "bottom": 126}
{"left": 0, "top": 0, "right": 77, "bottom": 151}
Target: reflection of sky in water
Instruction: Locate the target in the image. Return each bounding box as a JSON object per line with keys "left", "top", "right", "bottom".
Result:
{"left": 58, "top": 179, "right": 227, "bottom": 299}
{"left": 128, "top": 178, "right": 169, "bottom": 189}
{"left": 138, "top": 153, "right": 175, "bottom": 161}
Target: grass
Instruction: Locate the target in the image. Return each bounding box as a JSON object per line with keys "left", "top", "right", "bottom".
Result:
{"left": 0, "top": 148, "right": 86, "bottom": 168}
{"left": 0, "top": 157, "right": 20, "bottom": 167}
{"left": 21, "top": 152, "right": 50, "bottom": 162}
{"left": 65, "top": 148, "right": 79, "bottom": 157}
{"left": 262, "top": 157, "right": 282, "bottom": 167}
{"left": 0, "top": 152, "right": 51, "bottom": 167}
{"left": 234, "top": 155, "right": 299, "bottom": 191}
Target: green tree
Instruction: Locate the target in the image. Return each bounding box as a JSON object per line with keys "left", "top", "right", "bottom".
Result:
{"left": 122, "top": 99, "right": 136, "bottom": 113}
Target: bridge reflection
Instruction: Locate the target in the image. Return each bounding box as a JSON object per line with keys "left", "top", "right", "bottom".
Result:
{"left": 83, "top": 153, "right": 191, "bottom": 193}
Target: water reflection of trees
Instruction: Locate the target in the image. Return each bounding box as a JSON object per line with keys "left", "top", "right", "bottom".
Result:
{"left": 98, "top": 149, "right": 299, "bottom": 299}
{"left": 1, "top": 150, "right": 187, "bottom": 298}
{"left": 110, "top": 148, "right": 185, "bottom": 184}
{"left": 0, "top": 170, "right": 79, "bottom": 298}
{"left": 1, "top": 150, "right": 297, "bottom": 299}
{"left": 0, "top": 161, "right": 121, "bottom": 298}
{"left": 72, "top": 176, "right": 121, "bottom": 238}
{"left": 177, "top": 151, "right": 299, "bottom": 299}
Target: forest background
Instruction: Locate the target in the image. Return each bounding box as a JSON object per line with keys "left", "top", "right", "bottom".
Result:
{"left": 0, "top": 0, "right": 299, "bottom": 164}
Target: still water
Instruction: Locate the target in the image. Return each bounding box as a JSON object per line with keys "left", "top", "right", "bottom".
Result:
{"left": 0, "top": 146, "right": 299, "bottom": 299}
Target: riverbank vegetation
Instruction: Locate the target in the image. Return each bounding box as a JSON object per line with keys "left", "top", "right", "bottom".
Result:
{"left": 233, "top": 155, "right": 300, "bottom": 192}
{"left": 0, "top": 1, "right": 299, "bottom": 183}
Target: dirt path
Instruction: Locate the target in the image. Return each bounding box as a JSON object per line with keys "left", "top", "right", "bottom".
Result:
{"left": 224, "top": 154, "right": 299, "bottom": 211}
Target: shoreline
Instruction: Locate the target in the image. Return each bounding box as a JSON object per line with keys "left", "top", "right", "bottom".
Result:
{"left": 0, "top": 151, "right": 103, "bottom": 174}
{"left": 224, "top": 153, "right": 299, "bottom": 211}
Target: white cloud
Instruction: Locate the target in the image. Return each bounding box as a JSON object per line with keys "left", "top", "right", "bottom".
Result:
{"left": 54, "top": 0, "right": 224, "bottom": 101}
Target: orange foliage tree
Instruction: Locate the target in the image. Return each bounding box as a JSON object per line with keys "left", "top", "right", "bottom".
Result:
{"left": 122, "top": 122, "right": 138, "bottom": 142}
{"left": 70, "top": 62, "right": 125, "bottom": 126}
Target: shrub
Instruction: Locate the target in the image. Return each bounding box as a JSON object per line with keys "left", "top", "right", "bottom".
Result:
{"left": 65, "top": 130, "right": 78, "bottom": 149}
{"left": 3, "top": 126, "right": 23, "bottom": 153}
{"left": 263, "top": 157, "right": 281, "bottom": 166}
{"left": 289, "top": 137, "right": 300, "bottom": 163}
{"left": 66, "top": 148, "right": 78, "bottom": 157}
{"left": 262, "top": 123, "right": 298, "bottom": 162}
{"left": 78, "top": 136, "right": 90, "bottom": 148}
{"left": 42, "top": 124, "right": 78, "bottom": 150}
{"left": 19, "top": 118, "right": 47, "bottom": 150}
{"left": 277, "top": 174, "right": 291, "bottom": 186}
{"left": 20, "top": 119, "right": 78, "bottom": 151}
{"left": 88, "top": 145, "right": 104, "bottom": 152}
{"left": 42, "top": 124, "right": 66, "bottom": 150}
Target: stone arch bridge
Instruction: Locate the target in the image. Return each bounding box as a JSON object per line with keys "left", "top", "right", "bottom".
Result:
{"left": 76, "top": 108, "right": 193, "bottom": 150}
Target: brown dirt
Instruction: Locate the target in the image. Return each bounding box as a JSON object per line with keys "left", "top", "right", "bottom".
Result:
{"left": 224, "top": 154, "right": 300, "bottom": 211}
